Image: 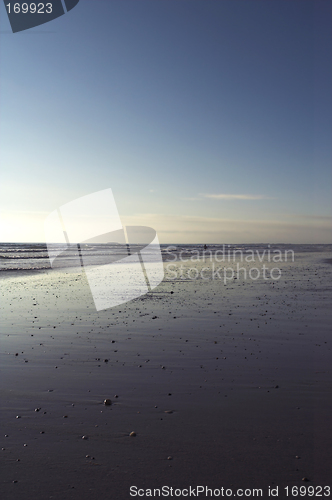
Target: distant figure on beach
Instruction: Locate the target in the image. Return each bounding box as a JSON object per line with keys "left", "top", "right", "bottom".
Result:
{"left": 204, "top": 244, "right": 208, "bottom": 250}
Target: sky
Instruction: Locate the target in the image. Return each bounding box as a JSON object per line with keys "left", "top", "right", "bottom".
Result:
{"left": 0, "top": 0, "right": 331, "bottom": 244}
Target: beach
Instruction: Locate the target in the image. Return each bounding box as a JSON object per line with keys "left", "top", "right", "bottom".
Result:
{"left": 1, "top": 246, "right": 331, "bottom": 499}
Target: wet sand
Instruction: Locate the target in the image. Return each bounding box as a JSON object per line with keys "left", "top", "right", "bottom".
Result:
{"left": 1, "top": 251, "right": 331, "bottom": 499}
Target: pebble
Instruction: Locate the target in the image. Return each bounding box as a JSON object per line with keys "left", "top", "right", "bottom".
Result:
{"left": 104, "top": 399, "right": 112, "bottom": 406}
{"left": 167, "top": 456, "right": 173, "bottom": 460}
{"left": 82, "top": 435, "right": 88, "bottom": 440}
{"left": 302, "top": 477, "right": 309, "bottom": 482}
{"left": 129, "top": 432, "right": 136, "bottom": 437}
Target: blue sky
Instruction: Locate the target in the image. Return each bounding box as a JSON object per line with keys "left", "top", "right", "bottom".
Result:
{"left": 0, "top": 0, "right": 331, "bottom": 243}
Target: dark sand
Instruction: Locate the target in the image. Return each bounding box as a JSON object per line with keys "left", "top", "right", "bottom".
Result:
{"left": 1, "top": 252, "right": 331, "bottom": 499}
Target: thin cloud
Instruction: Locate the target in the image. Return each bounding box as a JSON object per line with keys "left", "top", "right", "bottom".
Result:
{"left": 199, "top": 193, "right": 274, "bottom": 200}
{"left": 121, "top": 213, "right": 332, "bottom": 243}
{"left": 295, "top": 214, "right": 332, "bottom": 221}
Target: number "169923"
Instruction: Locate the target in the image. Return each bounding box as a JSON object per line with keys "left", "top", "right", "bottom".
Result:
{"left": 6, "top": 3, "right": 53, "bottom": 14}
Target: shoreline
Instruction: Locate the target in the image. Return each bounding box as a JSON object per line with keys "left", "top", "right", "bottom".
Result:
{"left": 1, "top": 251, "right": 331, "bottom": 499}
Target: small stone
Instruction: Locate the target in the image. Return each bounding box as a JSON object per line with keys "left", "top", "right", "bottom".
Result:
{"left": 167, "top": 456, "right": 173, "bottom": 460}
{"left": 16, "top": 416, "right": 21, "bottom": 419}
{"left": 12, "top": 480, "right": 18, "bottom": 483}
{"left": 104, "top": 399, "right": 112, "bottom": 406}
{"left": 23, "top": 444, "right": 27, "bottom": 447}
{"left": 295, "top": 456, "right": 300, "bottom": 459}
{"left": 34, "top": 408, "right": 40, "bottom": 412}
{"left": 114, "top": 395, "right": 118, "bottom": 398}
{"left": 164, "top": 410, "right": 173, "bottom": 414}
{"left": 63, "top": 415, "right": 68, "bottom": 418}
{"left": 275, "top": 385, "right": 279, "bottom": 389}
{"left": 302, "top": 477, "right": 309, "bottom": 482}
{"left": 129, "top": 432, "right": 136, "bottom": 437}
{"left": 104, "top": 359, "right": 109, "bottom": 363}
{"left": 82, "top": 435, "right": 88, "bottom": 440}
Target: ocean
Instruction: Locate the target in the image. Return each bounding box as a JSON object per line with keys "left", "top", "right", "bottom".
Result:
{"left": 0, "top": 242, "right": 330, "bottom": 274}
